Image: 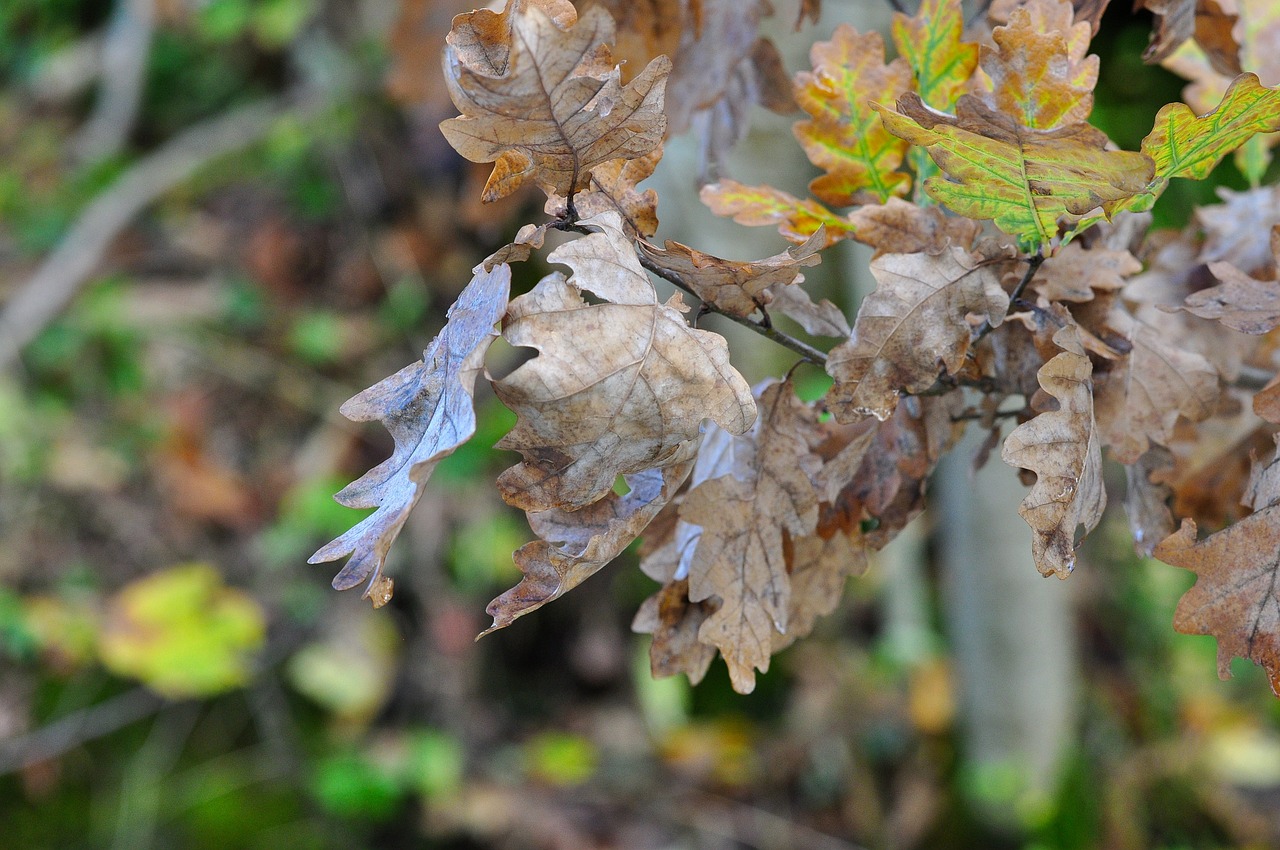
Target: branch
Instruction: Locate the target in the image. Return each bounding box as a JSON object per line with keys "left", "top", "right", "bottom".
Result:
{"left": 72, "top": 0, "right": 156, "bottom": 162}
{"left": 636, "top": 254, "right": 830, "bottom": 368}
{"left": 0, "top": 687, "right": 164, "bottom": 775}
{"left": 973, "top": 250, "right": 1044, "bottom": 343}
{"left": 0, "top": 97, "right": 307, "bottom": 372}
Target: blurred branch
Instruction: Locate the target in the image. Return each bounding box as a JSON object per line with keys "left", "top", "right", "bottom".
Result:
{"left": 73, "top": 0, "right": 156, "bottom": 162}
{"left": 0, "top": 97, "right": 299, "bottom": 372}
{"left": 0, "top": 687, "right": 164, "bottom": 776}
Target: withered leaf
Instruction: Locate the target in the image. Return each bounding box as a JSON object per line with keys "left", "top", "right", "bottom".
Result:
{"left": 445, "top": 0, "right": 578, "bottom": 78}
{"left": 633, "top": 578, "right": 719, "bottom": 684}
{"left": 975, "top": 0, "right": 1099, "bottom": 131}
{"left": 826, "top": 245, "right": 1014, "bottom": 422}
{"left": 1156, "top": 512, "right": 1280, "bottom": 695}
{"left": 772, "top": 527, "right": 868, "bottom": 652}
{"left": 1141, "top": 0, "right": 1198, "bottom": 64}
{"left": 311, "top": 263, "right": 511, "bottom": 603}
{"left": 1179, "top": 261, "right": 1280, "bottom": 334}
{"left": 1031, "top": 242, "right": 1140, "bottom": 302}
{"left": 495, "top": 213, "right": 755, "bottom": 512}
{"left": 878, "top": 93, "right": 1153, "bottom": 251}
{"left": 639, "top": 229, "right": 823, "bottom": 319}
{"left": 1001, "top": 323, "right": 1106, "bottom": 577}
{"left": 545, "top": 146, "right": 662, "bottom": 238}
{"left": 1126, "top": 446, "right": 1177, "bottom": 557}
{"left": 792, "top": 26, "right": 913, "bottom": 206}
{"left": 484, "top": 461, "right": 692, "bottom": 633}
{"left": 768, "top": 283, "right": 851, "bottom": 338}
{"left": 847, "top": 198, "right": 982, "bottom": 258}
{"left": 680, "top": 381, "right": 821, "bottom": 694}
{"left": 440, "top": 4, "right": 671, "bottom": 202}
{"left": 1092, "top": 307, "right": 1220, "bottom": 463}
{"left": 1243, "top": 434, "right": 1280, "bottom": 511}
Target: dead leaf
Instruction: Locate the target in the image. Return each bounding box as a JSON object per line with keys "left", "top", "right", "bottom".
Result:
{"left": 1031, "top": 242, "right": 1141, "bottom": 302}
{"left": 482, "top": 222, "right": 548, "bottom": 269}
{"left": 1142, "top": 0, "right": 1198, "bottom": 64}
{"left": 311, "top": 263, "right": 511, "bottom": 602}
{"left": 826, "top": 244, "right": 1015, "bottom": 422}
{"left": 1091, "top": 306, "right": 1220, "bottom": 463}
{"left": 1254, "top": 373, "right": 1280, "bottom": 422}
{"left": 545, "top": 145, "right": 662, "bottom": 237}
{"left": 440, "top": 4, "right": 671, "bottom": 202}
{"left": 1243, "top": 433, "right": 1280, "bottom": 510}
{"left": 638, "top": 229, "right": 823, "bottom": 319}
{"left": 847, "top": 198, "right": 982, "bottom": 258}
{"left": 484, "top": 461, "right": 693, "bottom": 633}
{"left": 1001, "top": 323, "right": 1106, "bottom": 577}
{"left": 633, "top": 578, "right": 719, "bottom": 684}
{"left": 772, "top": 527, "right": 868, "bottom": 652}
{"left": 680, "top": 381, "right": 822, "bottom": 693}
{"left": 494, "top": 213, "right": 755, "bottom": 512}
{"left": 1179, "top": 261, "right": 1280, "bottom": 334}
{"left": 1126, "top": 446, "right": 1177, "bottom": 556}
{"left": 767, "top": 283, "right": 851, "bottom": 338}
{"left": 699, "top": 179, "right": 857, "bottom": 246}
{"left": 1156, "top": 513, "right": 1280, "bottom": 695}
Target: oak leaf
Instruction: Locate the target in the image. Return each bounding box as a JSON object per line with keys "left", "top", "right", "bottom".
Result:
{"left": 545, "top": 146, "right": 662, "bottom": 238}
{"left": 1001, "top": 323, "right": 1105, "bottom": 577}
{"left": 310, "top": 263, "right": 511, "bottom": 604}
{"left": 699, "top": 179, "right": 856, "bottom": 246}
{"left": 826, "top": 245, "right": 1014, "bottom": 422}
{"left": 1140, "top": 0, "right": 1198, "bottom": 64}
{"left": 1030, "top": 242, "right": 1140, "bottom": 302}
{"left": 1179, "top": 260, "right": 1280, "bottom": 333}
{"left": 638, "top": 229, "right": 823, "bottom": 320}
{"left": 974, "top": 0, "right": 1099, "bottom": 131}
{"left": 632, "top": 578, "right": 719, "bottom": 684}
{"left": 768, "top": 284, "right": 851, "bottom": 338}
{"left": 792, "top": 26, "right": 913, "bottom": 206}
{"left": 847, "top": 197, "right": 982, "bottom": 259}
{"left": 484, "top": 461, "right": 693, "bottom": 633}
{"left": 494, "top": 213, "right": 755, "bottom": 512}
{"left": 877, "top": 93, "right": 1153, "bottom": 251}
{"left": 680, "top": 381, "right": 822, "bottom": 693}
{"left": 1126, "top": 446, "right": 1177, "bottom": 556}
{"left": 1155, "top": 512, "right": 1280, "bottom": 695}
{"left": 1091, "top": 307, "right": 1220, "bottom": 463}
{"left": 440, "top": 4, "right": 671, "bottom": 202}
{"left": 772, "top": 527, "right": 868, "bottom": 652}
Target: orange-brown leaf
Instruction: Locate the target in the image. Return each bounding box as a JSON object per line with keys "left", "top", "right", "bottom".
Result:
{"left": 847, "top": 197, "right": 982, "bottom": 258}
{"left": 700, "top": 179, "right": 856, "bottom": 246}
{"left": 1180, "top": 261, "right": 1280, "bottom": 333}
{"left": 1031, "top": 242, "right": 1140, "bottom": 302}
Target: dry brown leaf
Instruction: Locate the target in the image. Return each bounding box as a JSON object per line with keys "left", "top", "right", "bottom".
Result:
{"left": 494, "top": 213, "right": 755, "bottom": 512}
{"left": 545, "top": 146, "right": 662, "bottom": 237}
{"left": 482, "top": 222, "right": 548, "bottom": 269}
{"left": 1031, "top": 242, "right": 1141, "bottom": 302}
{"left": 444, "top": 0, "right": 578, "bottom": 77}
{"left": 680, "top": 381, "right": 822, "bottom": 693}
{"left": 1179, "top": 261, "right": 1280, "bottom": 334}
{"left": 440, "top": 4, "right": 671, "bottom": 202}
{"left": 826, "top": 245, "right": 1015, "bottom": 422}
{"left": 1141, "top": 0, "right": 1198, "bottom": 63}
{"left": 975, "top": 0, "right": 1099, "bottom": 131}
{"left": 639, "top": 229, "right": 823, "bottom": 319}
{"left": 1254, "top": 373, "right": 1280, "bottom": 423}
{"left": 311, "top": 264, "right": 511, "bottom": 603}
{"left": 772, "top": 527, "right": 868, "bottom": 652}
{"left": 484, "top": 461, "right": 693, "bottom": 633}
{"left": 1198, "top": 185, "right": 1280, "bottom": 277}
{"left": 633, "top": 578, "right": 719, "bottom": 684}
{"left": 1243, "top": 433, "right": 1280, "bottom": 510}
{"left": 1126, "top": 446, "right": 1177, "bottom": 556}
{"left": 1091, "top": 306, "right": 1220, "bottom": 464}
{"left": 1001, "top": 323, "right": 1106, "bottom": 577}
{"left": 847, "top": 198, "right": 982, "bottom": 258}
{"left": 579, "top": 0, "right": 692, "bottom": 82}
{"left": 767, "top": 283, "right": 851, "bottom": 338}
{"left": 1156, "top": 512, "right": 1280, "bottom": 695}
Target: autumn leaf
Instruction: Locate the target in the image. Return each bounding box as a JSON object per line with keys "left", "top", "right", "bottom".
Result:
{"left": 826, "top": 244, "right": 1014, "bottom": 422}
{"left": 310, "top": 263, "right": 511, "bottom": 604}
{"left": 1178, "top": 260, "right": 1280, "bottom": 333}
{"left": 772, "top": 527, "right": 868, "bottom": 652}
{"left": 699, "top": 179, "right": 856, "bottom": 246}
{"left": 1030, "top": 241, "right": 1140, "bottom": 302}
{"left": 846, "top": 197, "right": 981, "bottom": 258}
{"left": 440, "top": 4, "right": 671, "bottom": 202}
{"left": 1126, "top": 446, "right": 1176, "bottom": 557}
{"left": 638, "top": 229, "right": 823, "bottom": 319}
{"left": 768, "top": 283, "right": 851, "bottom": 338}
{"left": 545, "top": 145, "right": 662, "bottom": 238}
{"left": 891, "top": 0, "right": 977, "bottom": 114}
{"left": 484, "top": 461, "right": 693, "bottom": 634}
{"left": 1140, "top": 0, "right": 1198, "bottom": 64}
{"left": 633, "top": 578, "right": 719, "bottom": 684}
{"left": 1001, "top": 323, "right": 1106, "bottom": 577}
{"left": 679, "top": 381, "right": 821, "bottom": 693}
{"left": 494, "top": 213, "right": 755, "bottom": 512}
{"left": 1156, "top": 512, "right": 1280, "bottom": 695}
{"left": 1090, "top": 307, "right": 1220, "bottom": 464}
{"left": 973, "top": 0, "right": 1098, "bottom": 131}
{"left": 877, "top": 93, "right": 1153, "bottom": 251}
{"left": 792, "top": 25, "right": 913, "bottom": 206}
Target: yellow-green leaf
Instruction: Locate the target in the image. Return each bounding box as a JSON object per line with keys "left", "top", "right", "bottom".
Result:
{"left": 878, "top": 93, "right": 1153, "bottom": 251}
{"left": 792, "top": 26, "right": 912, "bottom": 206}
{"left": 699, "top": 179, "right": 856, "bottom": 247}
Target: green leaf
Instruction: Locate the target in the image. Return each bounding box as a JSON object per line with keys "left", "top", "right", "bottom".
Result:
{"left": 878, "top": 94, "right": 1153, "bottom": 251}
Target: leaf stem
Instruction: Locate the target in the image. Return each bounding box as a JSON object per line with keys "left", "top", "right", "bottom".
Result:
{"left": 973, "top": 250, "right": 1044, "bottom": 344}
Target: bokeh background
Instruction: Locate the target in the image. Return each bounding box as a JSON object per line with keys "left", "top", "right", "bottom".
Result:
{"left": 1, "top": 1, "right": 1277, "bottom": 848}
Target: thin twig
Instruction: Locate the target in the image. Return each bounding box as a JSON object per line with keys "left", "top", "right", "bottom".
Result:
{"left": 637, "top": 254, "right": 830, "bottom": 368}
{"left": 972, "top": 251, "right": 1044, "bottom": 344}
{"left": 73, "top": 0, "right": 155, "bottom": 161}
{"left": 0, "top": 97, "right": 307, "bottom": 371}
{"left": 0, "top": 687, "right": 164, "bottom": 775}
{"left": 951, "top": 405, "right": 1026, "bottom": 422}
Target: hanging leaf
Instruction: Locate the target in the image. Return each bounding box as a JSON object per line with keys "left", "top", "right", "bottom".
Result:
{"left": 1178, "top": 260, "right": 1280, "bottom": 334}
{"left": 440, "top": 4, "right": 671, "bottom": 202}
{"left": 700, "top": 179, "right": 857, "bottom": 246}
{"left": 311, "top": 264, "right": 511, "bottom": 603}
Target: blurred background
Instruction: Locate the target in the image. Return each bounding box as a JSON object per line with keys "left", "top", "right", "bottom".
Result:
{"left": 2, "top": 1, "right": 1278, "bottom": 848}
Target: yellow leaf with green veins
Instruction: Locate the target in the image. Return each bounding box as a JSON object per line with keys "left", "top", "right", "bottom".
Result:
{"left": 699, "top": 179, "right": 856, "bottom": 247}
{"left": 792, "top": 26, "right": 912, "bottom": 206}
{"left": 891, "top": 0, "right": 978, "bottom": 189}
{"left": 877, "top": 93, "right": 1153, "bottom": 251}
